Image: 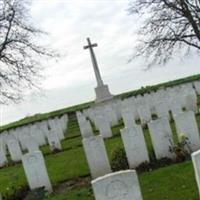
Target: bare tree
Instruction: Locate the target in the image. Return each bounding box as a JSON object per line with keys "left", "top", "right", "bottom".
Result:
{"left": 0, "top": 0, "right": 54, "bottom": 104}
{"left": 128, "top": 0, "right": 200, "bottom": 67}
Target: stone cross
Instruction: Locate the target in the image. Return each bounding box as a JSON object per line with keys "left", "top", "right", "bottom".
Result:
{"left": 84, "top": 37, "right": 104, "bottom": 87}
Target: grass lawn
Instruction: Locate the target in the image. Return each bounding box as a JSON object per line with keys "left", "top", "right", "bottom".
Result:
{"left": 44, "top": 161, "right": 199, "bottom": 200}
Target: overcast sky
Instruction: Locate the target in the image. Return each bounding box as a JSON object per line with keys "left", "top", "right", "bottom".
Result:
{"left": 0, "top": 0, "right": 200, "bottom": 125}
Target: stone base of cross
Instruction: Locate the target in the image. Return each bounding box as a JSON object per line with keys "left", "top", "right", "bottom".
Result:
{"left": 95, "top": 84, "right": 113, "bottom": 103}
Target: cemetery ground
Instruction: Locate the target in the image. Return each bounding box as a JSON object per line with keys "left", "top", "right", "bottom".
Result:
{"left": 1, "top": 74, "right": 200, "bottom": 200}
{"left": 1, "top": 111, "right": 200, "bottom": 200}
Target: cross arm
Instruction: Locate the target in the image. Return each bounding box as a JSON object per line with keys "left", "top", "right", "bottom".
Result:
{"left": 83, "top": 43, "right": 98, "bottom": 49}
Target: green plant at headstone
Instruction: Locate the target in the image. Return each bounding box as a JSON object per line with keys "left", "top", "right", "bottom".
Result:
{"left": 169, "top": 134, "right": 190, "bottom": 162}
{"left": 110, "top": 147, "right": 129, "bottom": 171}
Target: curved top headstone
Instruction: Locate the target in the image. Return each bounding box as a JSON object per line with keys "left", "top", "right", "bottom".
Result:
{"left": 92, "top": 170, "right": 143, "bottom": 200}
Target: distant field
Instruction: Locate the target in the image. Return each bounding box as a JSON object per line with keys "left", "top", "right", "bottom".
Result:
{"left": 1, "top": 73, "right": 200, "bottom": 132}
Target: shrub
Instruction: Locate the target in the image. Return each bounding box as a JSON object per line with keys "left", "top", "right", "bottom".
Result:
{"left": 169, "top": 134, "right": 190, "bottom": 162}
{"left": 110, "top": 147, "right": 129, "bottom": 171}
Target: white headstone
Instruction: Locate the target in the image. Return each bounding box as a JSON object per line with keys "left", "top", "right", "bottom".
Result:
{"left": 77, "top": 112, "right": 93, "bottom": 138}
{"left": 0, "top": 135, "right": 7, "bottom": 153}
{"left": 92, "top": 170, "right": 143, "bottom": 200}
{"left": 21, "top": 136, "right": 39, "bottom": 153}
{"left": 82, "top": 135, "right": 111, "bottom": 179}
{"left": 192, "top": 149, "right": 200, "bottom": 196}
{"left": 137, "top": 103, "right": 151, "bottom": 125}
{"left": 121, "top": 126, "right": 149, "bottom": 168}
{"left": 95, "top": 115, "right": 112, "bottom": 138}
{"left": 155, "top": 101, "right": 170, "bottom": 119}
{"left": 121, "top": 106, "right": 136, "bottom": 128}
{"left": 148, "top": 118, "right": 174, "bottom": 159}
{"left": 16, "top": 127, "right": 30, "bottom": 151}
{"left": 47, "top": 130, "right": 62, "bottom": 151}
{"left": 174, "top": 111, "right": 200, "bottom": 152}
{"left": 7, "top": 139, "right": 22, "bottom": 162}
{"left": 169, "top": 99, "right": 183, "bottom": 118}
{"left": 104, "top": 105, "right": 119, "bottom": 126}
{"left": 185, "top": 93, "right": 198, "bottom": 113}
{"left": 194, "top": 81, "right": 200, "bottom": 95}
{"left": 29, "top": 124, "right": 46, "bottom": 146}
{"left": 37, "top": 121, "right": 49, "bottom": 138}
{"left": 48, "top": 119, "right": 64, "bottom": 140}
{"left": 111, "top": 99, "right": 122, "bottom": 121}
{"left": 55, "top": 115, "right": 68, "bottom": 133}
{"left": 22, "top": 151, "right": 52, "bottom": 192}
{"left": 0, "top": 139, "right": 7, "bottom": 167}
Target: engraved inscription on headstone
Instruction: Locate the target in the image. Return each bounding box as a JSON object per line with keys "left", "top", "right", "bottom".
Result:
{"left": 106, "top": 180, "right": 128, "bottom": 199}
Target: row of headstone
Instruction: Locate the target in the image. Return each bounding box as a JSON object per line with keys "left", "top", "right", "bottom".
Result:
{"left": 120, "top": 82, "right": 198, "bottom": 128}
{"left": 0, "top": 114, "right": 68, "bottom": 167}
{"left": 82, "top": 100, "right": 121, "bottom": 133}
{"left": 89, "top": 110, "right": 200, "bottom": 199}
{"left": 132, "top": 110, "right": 200, "bottom": 162}
{"left": 80, "top": 122, "right": 145, "bottom": 199}
{"left": 92, "top": 133, "right": 200, "bottom": 200}
{"left": 79, "top": 80, "right": 199, "bottom": 140}
{"left": 77, "top": 110, "right": 114, "bottom": 139}
{"left": 82, "top": 110, "right": 200, "bottom": 177}
{"left": 120, "top": 117, "right": 174, "bottom": 165}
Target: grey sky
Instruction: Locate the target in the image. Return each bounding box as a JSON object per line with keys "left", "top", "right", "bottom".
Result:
{"left": 1, "top": 0, "right": 200, "bottom": 125}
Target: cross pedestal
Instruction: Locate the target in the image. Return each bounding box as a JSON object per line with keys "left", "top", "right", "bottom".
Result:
{"left": 95, "top": 84, "right": 113, "bottom": 103}
{"left": 84, "top": 38, "right": 113, "bottom": 104}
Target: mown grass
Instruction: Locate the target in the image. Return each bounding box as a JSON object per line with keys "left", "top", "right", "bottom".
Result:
{"left": 45, "top": 161, "right": 199, "bottom": 200}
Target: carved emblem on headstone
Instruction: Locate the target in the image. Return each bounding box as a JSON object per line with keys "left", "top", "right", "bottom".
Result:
{"left": 106, "top": 180, "right": 128, "bottom": 199}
